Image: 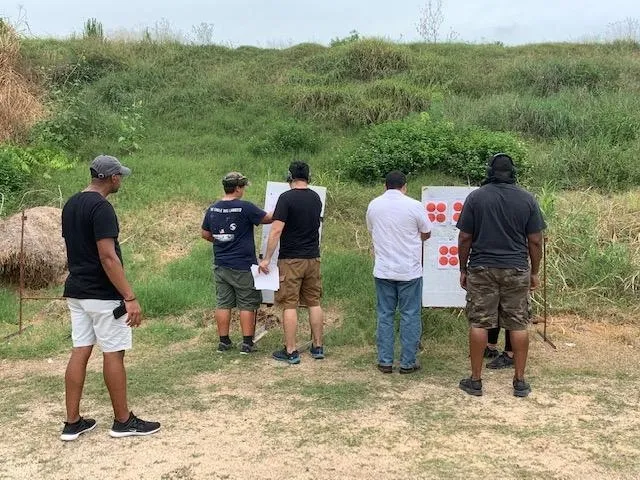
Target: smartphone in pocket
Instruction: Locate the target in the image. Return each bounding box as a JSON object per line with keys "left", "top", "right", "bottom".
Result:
{"left": 112, "top": 301, "right": 127, "bottom": 319}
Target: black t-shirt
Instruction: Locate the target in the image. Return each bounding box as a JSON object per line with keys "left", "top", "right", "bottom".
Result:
{"left": 273, "top": 188, "right": 322, "bottom": 259}
{"left": 62, "top": 191, "right": 123, "bottom": 300}
{"left": 456, "top": 183, "right": 546, "bottom": 269}
{"left": 201, "top": 199, "right": 266, "bottom": 271}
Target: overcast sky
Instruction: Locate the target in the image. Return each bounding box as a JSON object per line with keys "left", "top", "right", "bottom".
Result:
{"left": 4, "top": 0, "right": 640, "bottom": 46}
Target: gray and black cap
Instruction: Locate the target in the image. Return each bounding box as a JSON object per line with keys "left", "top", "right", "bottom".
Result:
{"left": 90, "top": 155, "right": 132, "bottom": 179}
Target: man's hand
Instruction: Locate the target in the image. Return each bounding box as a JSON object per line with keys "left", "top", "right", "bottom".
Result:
{"left": 460, "top": 271, "right": 468, "bottom": 290}
{"left": 258, "top": 258, "right": 271, "bottom": 274}
{"left": 125, "top": 299, "right": 142, "bottom": 327}
{"left": 530, "top": 273, "right": 540, "bottom": 291}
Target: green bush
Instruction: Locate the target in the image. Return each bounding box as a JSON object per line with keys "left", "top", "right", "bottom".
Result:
{"left": 344, "top": 114, "right": 528, "bottom": 183}
{"left": 248, "top": 120, "right": 320, "bottom": 156}
{"left": 0, "top": 145, "right": 74, "bottom": 195}
{"left": 304, "top": 39, "right": 410, "bottom": 81}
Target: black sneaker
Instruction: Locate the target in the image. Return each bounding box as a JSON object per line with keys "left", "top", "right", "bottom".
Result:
{"left": 60, "top": 416, "right": 97, "bottom": 441}
{"left": 399, "top": 365, "right": 421, "bottom": 374}
{"left": 459, "top": 377, "right": 483, "bottom": 396}
{"left": 310, "top": 345, "right": 325, "bottom": 360}
{"left": 513, "top": 378, "right": 532, "bottom": 398}
{"left": 109, "top": 412, "right": 161, "bottom": 438}
{"left": 240, "top": 343, "right": 256, "bottom": 354}
{"left": 217, "top": 341, "right": 234, "bottom": 352}
{"left": 486, "top": 352, "right": 514, "bottom": 369}
{"left": 272, "top": 347, "right": 300, "bottom": 365}
{"left": 377, "top": 364, "right": 392, "bottom": 374}
{"left": 484, "top": 346, "right": 499, "bottom": 359}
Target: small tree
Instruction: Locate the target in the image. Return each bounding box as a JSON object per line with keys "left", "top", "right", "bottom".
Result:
{"left": 416, "top": 0, "right": 444, "bottom": 43}
{"left": 606, "top": 17, "right": 640, "bottom": 42}
{"left": 83, "top": 18, "right": 104, "bottom": 41}
{"left": 191, "top": 22, "right": 214, "bottom": 45}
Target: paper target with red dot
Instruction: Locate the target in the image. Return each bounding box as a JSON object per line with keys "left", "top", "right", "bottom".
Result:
{"left": 425, "top": 201, "right": 448, "bottom": 225}
{"left": 451, "top": 200, "right": 464, "bottom": 224}
{"left": 437, "top": 244, "right": 459, "bottom": 269}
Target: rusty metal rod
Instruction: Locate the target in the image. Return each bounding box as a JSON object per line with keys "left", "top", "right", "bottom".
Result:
{"left": 18, "top": 210, "right": 26, "bottom": 334}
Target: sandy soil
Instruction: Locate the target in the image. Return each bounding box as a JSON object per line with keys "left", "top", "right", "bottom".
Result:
{"left": 1, "top": 317, "right": 639, "bottom": 480}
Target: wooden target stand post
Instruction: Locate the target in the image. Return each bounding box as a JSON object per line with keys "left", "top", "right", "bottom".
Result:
{"left": 534, "top": 236, "right": 556, "bottom": 349}
{"left": 2, "top": 210, "right": 64, "bottom": 341}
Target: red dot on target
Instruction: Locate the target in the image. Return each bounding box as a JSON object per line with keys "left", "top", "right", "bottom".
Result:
{"left": 454, "top": 202, "right": 463, "bottom": 211}
{"left": 453, "top": 212, "right": 460, "bottom": 222}
{"left": 449, "top": 256, "right": 459, "bottom": 266}
{"left": 436, "top": 203, "right": 447, "bottom": 212}
{"left": 439, "top": 246, "right": 449, "bottom": 255}
{"left": 426, "top": 203, "right": 436, "bottom": 212}
{"left": 439, "top": 256, "right": 448, "bottom": 266}
{"left": 428, "top": 213, "right": 436, "bottom": 222}
{"left": 436, "top": 213, "right": 446, "bottom": 223}
{"left": 449, "top": 246, "right": 459, "bottom": 256}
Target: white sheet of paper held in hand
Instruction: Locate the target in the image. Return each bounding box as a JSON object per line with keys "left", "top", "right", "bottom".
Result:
{"left": 250, "top": 264, "right": 280, "bottom": 291}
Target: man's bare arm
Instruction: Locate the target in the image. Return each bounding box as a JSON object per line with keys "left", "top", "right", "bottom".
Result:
{"left": 458, "top": 231, "right": 473, "bottom": 290}
{"left": 421, "top": 231, "right": 431, "bottom": 241}
{"left": 527, "top": 232, "right": 543, "bottom": 290}
{"left": 260, "top": 212, "right": 274, "bottom": 224}
{"left": 201, "top": 229, "right": 214, "bottom": 243}
{"left": 258, "top": 220, "right": 285, "bottom": 273}
{"left": 97, "top": 238, "right": 141, "bottom": 326}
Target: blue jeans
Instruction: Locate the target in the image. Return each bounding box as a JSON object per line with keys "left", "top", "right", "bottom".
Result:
{"left": 375, "top": 277, "right": 423, "bottom": 369}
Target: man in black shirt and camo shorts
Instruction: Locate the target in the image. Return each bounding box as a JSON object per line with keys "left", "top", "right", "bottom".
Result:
{"left": 456, "top": 154, "right": 546, "bottom": 398}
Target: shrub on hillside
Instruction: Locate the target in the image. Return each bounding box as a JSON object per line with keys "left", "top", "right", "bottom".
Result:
{"left": 0, "top": 145, "right": 74, "bottom": 195}
{"left": 248, "top": 120, "right": 320, "bottom": 156}
{"left": 304, "top": 39, "right": 410, "bottom": 81}
{"left": 344, "top": 114, "right": 527, "bottom": 183}
{"left": 507, "top": 58, "right": 620, "bottom": 96}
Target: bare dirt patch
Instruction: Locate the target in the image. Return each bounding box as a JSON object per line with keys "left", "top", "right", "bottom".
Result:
{"left": 1, "top": 317, "right": 639, "bottom": 480}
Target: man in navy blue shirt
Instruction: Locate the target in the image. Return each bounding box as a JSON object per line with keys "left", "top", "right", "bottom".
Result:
{"left": 201, "top": 172, "right": 272, "bottom": 354}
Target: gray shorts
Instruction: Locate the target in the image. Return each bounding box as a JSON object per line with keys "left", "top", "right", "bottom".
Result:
{"left": 214, "top": 266, "right": 261, "bottom": 311}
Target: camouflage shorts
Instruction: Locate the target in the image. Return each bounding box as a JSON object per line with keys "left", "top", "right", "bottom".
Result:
{"left": 465, "top": 266, "right": 531, "bottom": 331}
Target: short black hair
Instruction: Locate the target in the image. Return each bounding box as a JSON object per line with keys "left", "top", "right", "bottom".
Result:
{"left": 288, "top": 161, "right": 310, "bottom": 182}
{"left": 385, "top": 170, "right": 407, "bottom": 190}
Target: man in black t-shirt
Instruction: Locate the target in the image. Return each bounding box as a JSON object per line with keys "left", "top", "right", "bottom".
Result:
{"left": 201, "top": 172, "right": 272, "bottom": 354}
{"left": 60, "top": 155, "right": 160, "bottom": 441}
{"left": 456, "top": 154, "right": 546, "bottom": 398}
{"left": 258, "top": 161, "right": 324, "bottom": 365}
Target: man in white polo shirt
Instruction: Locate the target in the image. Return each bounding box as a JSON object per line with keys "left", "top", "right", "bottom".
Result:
{"left": 366, "top": 171, "right": 432, "bottom": 374}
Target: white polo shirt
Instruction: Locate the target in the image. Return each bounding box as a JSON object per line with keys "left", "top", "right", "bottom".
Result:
{"left": 366, "top": 189, "right": 432, "bottom": 281}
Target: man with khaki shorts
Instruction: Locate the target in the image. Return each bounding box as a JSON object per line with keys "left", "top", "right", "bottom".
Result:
{"left": 61, "top": 155, "right": 160, "bottom": 441}
{"left": 457, "top": 153, "right": 546, "bottom": 397}
{"left": 258, "top": 161, "right": 324, "bottom": 365}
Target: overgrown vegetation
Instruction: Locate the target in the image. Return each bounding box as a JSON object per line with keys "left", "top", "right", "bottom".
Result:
{"left": 0, "top": 31, "right": 638, "bottom": 345}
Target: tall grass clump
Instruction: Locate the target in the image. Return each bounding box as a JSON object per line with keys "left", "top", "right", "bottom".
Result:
{"left": 248, "top": 120, "right": 320, "bottom": 156}
{"left": 541, "top": 189, "right": 639, "bottom": 315}
{"left": 304, "top": 39, "right": 410, "bottom": 81}
{"left": 0, "top": 21, "right": 43, "bottom": 141}
{"left": 344, "top": 113, "right": 528, "bottom": 182}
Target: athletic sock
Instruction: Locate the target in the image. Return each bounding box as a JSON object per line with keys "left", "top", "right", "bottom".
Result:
{"left": 243, "top": 335, "right": 254, "bottom": 346}
{"left": 220, "top": 335, "right": 231, "bottom": 345}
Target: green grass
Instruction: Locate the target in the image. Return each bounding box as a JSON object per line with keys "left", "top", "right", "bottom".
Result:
{"left": 1, "top": 37, "right": 639, "bottom": 360}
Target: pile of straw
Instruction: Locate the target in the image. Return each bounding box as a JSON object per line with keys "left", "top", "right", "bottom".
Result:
{"left": 0, "top": 207, "right": 67, "bottom": 288}
{"left": 0, "top": 21, "right": 43, "bottom": 141}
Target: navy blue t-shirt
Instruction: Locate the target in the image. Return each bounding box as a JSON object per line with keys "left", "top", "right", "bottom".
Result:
{"left": 456, "top": 183, "right": 546, "bottom": 269}
{"left": 201, "top": 199, "right": 266, "bottom": 271}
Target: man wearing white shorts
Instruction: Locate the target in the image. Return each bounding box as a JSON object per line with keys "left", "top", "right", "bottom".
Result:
{"left": 60, "top": 155, "right": 160, "bottom": 441}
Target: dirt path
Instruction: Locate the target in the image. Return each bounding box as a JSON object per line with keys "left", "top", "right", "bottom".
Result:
{"left": 1, "top": 318, "right": 639, "bottom": 480}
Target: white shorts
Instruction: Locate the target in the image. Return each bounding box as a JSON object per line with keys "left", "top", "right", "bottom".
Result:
{"left": 67, "top": 298, "right": 132, "bottom": 353}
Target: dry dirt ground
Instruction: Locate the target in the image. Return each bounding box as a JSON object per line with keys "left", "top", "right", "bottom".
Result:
{"left": 1, "top": 316, "right": 639, "bottom": 480}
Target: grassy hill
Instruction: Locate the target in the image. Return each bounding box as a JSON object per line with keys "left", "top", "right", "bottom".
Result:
{"left": 1, "top": 37, "right": 639, "bottom": 351}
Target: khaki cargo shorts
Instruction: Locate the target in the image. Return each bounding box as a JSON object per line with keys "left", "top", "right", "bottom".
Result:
{"left": 276, "top": 258, "right": 322, "bottom": 309}
{"left": 465, "top": 266, "right": 531, "bottom": 331}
